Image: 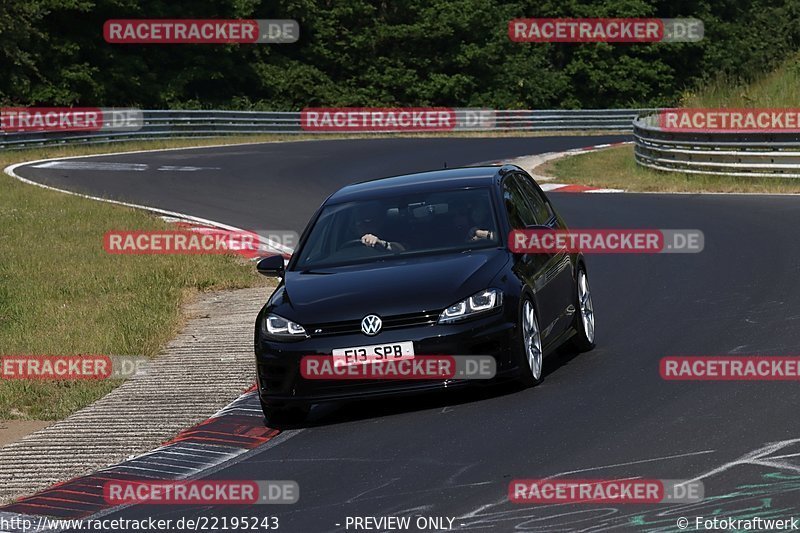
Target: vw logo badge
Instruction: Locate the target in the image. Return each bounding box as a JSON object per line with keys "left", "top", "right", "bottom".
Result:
{"left": 361, "top": 315, "right": 382, "bottom": 336}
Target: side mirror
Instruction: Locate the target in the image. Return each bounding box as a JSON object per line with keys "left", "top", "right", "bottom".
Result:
{"left": 256, "top": 254, "right": 285, "bottom": 276}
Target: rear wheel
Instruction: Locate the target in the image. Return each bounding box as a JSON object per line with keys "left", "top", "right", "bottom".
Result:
{"left": 515, "top": 296, "right": 544, "bottom": 387}
{"left": 570, "top": 265, "right": 596, "bottom": 352}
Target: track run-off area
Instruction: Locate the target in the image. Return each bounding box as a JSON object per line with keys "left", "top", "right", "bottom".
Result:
{"left": 10, "top": 135, "right": 800, "bottom": 532}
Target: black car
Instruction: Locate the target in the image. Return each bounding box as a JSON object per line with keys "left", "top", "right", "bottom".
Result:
{"left": 254, "top": 164, "right": 595, "bottom": 422}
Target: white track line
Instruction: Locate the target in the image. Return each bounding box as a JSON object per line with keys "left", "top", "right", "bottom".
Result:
{"left": 4, "top": 147, "right": 293, "bottom": 256}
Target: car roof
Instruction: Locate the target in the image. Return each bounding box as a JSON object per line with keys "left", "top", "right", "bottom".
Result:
{"left": 326, "top": 166, "right": 505, "bottom": 204}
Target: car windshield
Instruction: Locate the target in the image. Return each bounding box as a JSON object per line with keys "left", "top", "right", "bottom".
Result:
{"left": 293, "top": 188, "right": 500, "bottom": 269}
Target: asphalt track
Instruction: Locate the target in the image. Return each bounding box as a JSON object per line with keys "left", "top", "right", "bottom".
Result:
{"left": 15, "top": 135, "right": 800, "bottom": 532}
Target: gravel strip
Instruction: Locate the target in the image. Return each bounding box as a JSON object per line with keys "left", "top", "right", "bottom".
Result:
{"left": 0, "top": 287, "right": 267, "bottom": 504}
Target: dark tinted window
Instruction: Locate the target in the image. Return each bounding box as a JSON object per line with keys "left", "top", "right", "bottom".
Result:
{"left": 514, "top": 174, "right": 552, "bottom": 224}
{"left": 294, "top": 188, "right": 499, "bottom": 269}
{"left": 502, "top": 176, "right": 537, "bottom": 229}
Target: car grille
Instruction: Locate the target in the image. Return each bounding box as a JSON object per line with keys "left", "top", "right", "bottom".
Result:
{"left": 306, "top": 310, "right": 441, "bottom": 337}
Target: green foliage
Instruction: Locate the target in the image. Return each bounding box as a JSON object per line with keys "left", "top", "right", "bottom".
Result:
{"left": 0, "top": 0, "right": 797, "bottom": 109}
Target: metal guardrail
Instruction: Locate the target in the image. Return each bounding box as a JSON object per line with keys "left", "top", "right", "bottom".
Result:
{"left": 0, "top": 109, "right": 651, "bottom": 150}
{"left": 634, "top": 113, "right": 800, "bottom": 178}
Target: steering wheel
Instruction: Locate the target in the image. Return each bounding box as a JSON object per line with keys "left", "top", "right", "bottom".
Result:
{"left": 339, "top": 239, "right": 386, "bottom": 252}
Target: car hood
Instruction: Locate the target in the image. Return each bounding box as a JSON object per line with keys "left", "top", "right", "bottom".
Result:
{"left": 273, "top": 249, "right": 509, "bottom": 323}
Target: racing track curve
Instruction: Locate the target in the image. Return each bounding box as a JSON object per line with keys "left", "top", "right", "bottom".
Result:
{"left": 13, "top": 135, "right": 800, "bottom": 532}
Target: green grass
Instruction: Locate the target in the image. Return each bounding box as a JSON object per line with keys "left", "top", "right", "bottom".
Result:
{"left": 543, "top": 144, "right": 800, "bottom": 194}
{"left": 544, "top": 55, "right": 800, "bottom": 193}
{"left": 0, "top": 146, "right": 271, "bottom": 420}
{"left": 680, "top": 55, "right": 800, "bottom": 108}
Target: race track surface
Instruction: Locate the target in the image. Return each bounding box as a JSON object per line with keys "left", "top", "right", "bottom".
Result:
{"left": 17, "top": 135, "right": 623, "bottom": 231}
{"left": 15, "top": 135, "right": 800, "bottom": 531}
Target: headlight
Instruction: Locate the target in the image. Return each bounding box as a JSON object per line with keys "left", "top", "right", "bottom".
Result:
{"left": 263, "top": 313, "right": 308, "bottom": 339}
{"left": 438, "top": 289, "right": 503, "bottom": 323}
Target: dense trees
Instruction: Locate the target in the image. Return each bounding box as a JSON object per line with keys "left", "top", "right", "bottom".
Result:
{"left": 1, "top": 0, "right": 797, "bottom": 109}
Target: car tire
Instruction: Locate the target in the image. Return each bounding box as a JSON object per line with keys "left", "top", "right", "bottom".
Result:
{"left": 514, "top": 295, "right": 545, "bottom": 387}
{"left": 570, "top": 264, "right": 596, "bottom": 352}
{"left": 261, "top": 400, "right": 310, "bottom": 425}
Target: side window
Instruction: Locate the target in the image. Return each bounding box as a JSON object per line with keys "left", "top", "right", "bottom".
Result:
{"left": 502, "top": 176, "right": 537, "bottom": 229}
{"left": 514, "top": 174, "right": 553, "bottom": 224}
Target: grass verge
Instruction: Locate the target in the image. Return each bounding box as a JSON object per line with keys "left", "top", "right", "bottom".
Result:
{"left": 541, "top": 144, "right": 800, "bottom": 194}
{"left": 680, "top": 54, "right": 800, "bottom": 108}
{"left": 0, "top": 145, "right": 271, "bottom": 420}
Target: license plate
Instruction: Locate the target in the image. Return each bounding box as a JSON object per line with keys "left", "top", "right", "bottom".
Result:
{"left": 332, "top": 341, "right": 415, "bottom": 367}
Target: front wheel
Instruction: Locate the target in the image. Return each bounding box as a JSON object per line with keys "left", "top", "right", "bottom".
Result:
{"left": 570, "top": 265, "right": 596, "bottom": 352}
{"left": 515, "top": 296, "right": 544, "bottom": 387}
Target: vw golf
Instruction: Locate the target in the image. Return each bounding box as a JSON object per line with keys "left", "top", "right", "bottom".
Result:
{"left": 254, "top": 165, "right": 596, "bottom": 422}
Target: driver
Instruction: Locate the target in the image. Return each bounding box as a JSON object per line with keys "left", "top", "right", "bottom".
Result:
{"left": 353, "top": 203, "right": 405, "bottom": 252}
{"left": 466, "top": 202, "right": 495, "bottom": 241}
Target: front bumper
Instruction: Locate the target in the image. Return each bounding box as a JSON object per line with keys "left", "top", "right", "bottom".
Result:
{"left": 255, "top": 311, "right": 517, "bottom": 407}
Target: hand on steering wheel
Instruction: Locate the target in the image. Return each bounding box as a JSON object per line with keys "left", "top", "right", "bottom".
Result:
{"left": 360, "top": 233, "right": 385, "bottom": 248}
